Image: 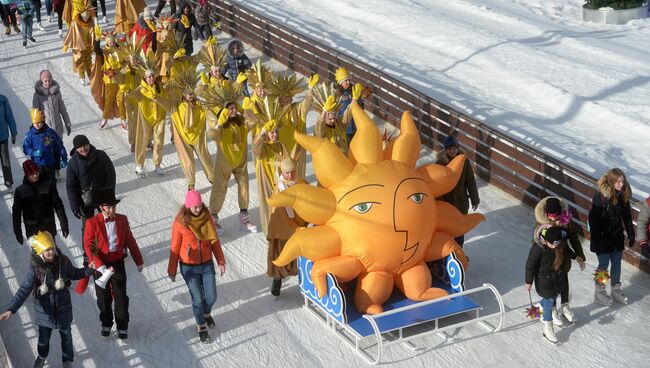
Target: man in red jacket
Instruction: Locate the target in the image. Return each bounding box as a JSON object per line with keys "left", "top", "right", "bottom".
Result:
{"left": 83, "top": 188, "right": 144, "bottom": 340}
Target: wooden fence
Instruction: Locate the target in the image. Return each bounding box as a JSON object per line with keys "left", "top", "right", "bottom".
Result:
{"left": 205, "top": 0, "right": 648, "bottom": 272}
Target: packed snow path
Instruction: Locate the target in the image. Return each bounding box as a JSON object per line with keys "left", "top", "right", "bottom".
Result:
{"left": 1, "top": 2, "right": 650, "bottom": 367}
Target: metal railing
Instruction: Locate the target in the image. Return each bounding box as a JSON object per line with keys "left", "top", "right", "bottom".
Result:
{"left": 206, "top": 0, "right": 648, "bottom": 272}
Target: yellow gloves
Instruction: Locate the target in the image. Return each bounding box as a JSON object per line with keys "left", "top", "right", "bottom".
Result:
{"left": 62, "top": 45, "right": 69, "bottom": 53}
{"left": 94, "top": 25, "right": 102, "bottom": 40}
{"left": 263, "top": 119, "right": 278, "bottom": 133}
{"left": 173, "top": 48, "right": 186, "bottom": 59}
{"left": 236, "top": 72, "right": 247, "bottom": 84}
{"left": 352, "top": 82, "right": 363, "bottom": 100}
{"left": 214, "top": 22, "right": 222, "bottom": 29}
{"left": 200, "top": 72, "right": 209, "bottom": 85}
{"left": 206, "top": 35, "right": 217, "bottom": 46}
{"left": 322, "top": 95, "right": 337, "bottom": 112}
{"left": 308, "top": 74, "right": 320, "bottom": 89}
{"left": 242, "top": 96, "right": 252, "bottom": 110}
{"left": 217, "top": 107, "right": 230, "bottom": 126}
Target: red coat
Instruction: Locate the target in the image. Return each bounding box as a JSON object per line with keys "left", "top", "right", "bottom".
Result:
{"left": 128, "top": 22, "right": 154, "bottom": 53}
{"left": 83, "top": 213, "right": 144, "bottom": 269}
{"left": 167, "top": 217, "right": 225, "bottom": 278}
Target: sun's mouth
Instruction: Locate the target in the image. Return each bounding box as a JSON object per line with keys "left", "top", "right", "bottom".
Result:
{"left": 401, "top": 241, "right": 419, "bottom": 264}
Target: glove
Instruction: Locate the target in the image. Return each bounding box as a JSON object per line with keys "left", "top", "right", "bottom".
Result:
{"left": 200, "top": 71, "right": 209, "bottom": 85}
{"left": 472, "top": 202, "right": 480, "bottom": 211}
{"left": 32, "top": 149, "right": 43, "bottom": 158}
{"left": 242, "top": 96, "right": 252, "bottom": 110}
{"left": 169, "top": 274, "right": 176, "bottom": 282}
{"left": 11, "top": 135, "right": 15, "bottom": 144}
{"left": 173, "top": 48, "right": 186, "bottom": 59}
{"left": 322, "top": 95, "right": 337, "bottom": 112}
{"left": 628, "top": 237, "right": 636, "bottom": 248}
{"left": 206, "top": 35, "right": 217, "bottom": 46}
{"left": 62, "top": 226, "right": 69, "bottom": 238}
{"left": 236, "top": 72, "right": 247, "bottom": 84}
{"left": 60, "top": 157, "right": 68, "bottom": 169}
{"left": 217, "top": 108, "right": 229, "bottom": 126}
{"left": 137, "top": 264, "right": 144, "bottom": 272}
{"left": 352, "top": 82, "right": 363, "bottom": 100}
{"left": 66, "top": 125, "right": 71, "bottom": 136}
{"left": 308, "top": 73, "right": 320, "bottom": 89}
{"left": 94, "top": 25, "right": 102, "bottom": 39}
{"left": 62, "top": 45, "right": 68, "bottom": 53}
{"left": 72, "top": 208, "right": 82, "bottom": 219}
{"left": 15, "top": 233, "right": 23, "bottom": 245}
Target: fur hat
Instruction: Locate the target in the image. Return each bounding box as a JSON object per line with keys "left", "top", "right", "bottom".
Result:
{"left": 185, "top": 189, "right": 202, "bottom": 208}
{"left": 22, "top": 159, "right": 40, "bottom": 177}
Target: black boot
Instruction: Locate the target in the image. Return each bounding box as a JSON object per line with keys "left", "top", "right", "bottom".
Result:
{"left": 204, "top": 314, "right": 216, "bottom": 329}
{"left": 198, "top": 324, "right": 211, "bottom": 343}
{"left": 34, "top": 356, "right": 46, "bottom": 368}
{"left": 271, "top": 278, "right": 282, "bottom": 297}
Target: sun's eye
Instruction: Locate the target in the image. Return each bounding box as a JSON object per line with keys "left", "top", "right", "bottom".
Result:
{"left": 351, "top": 202, "right": 374, "bottom": 214}
{"left": 409, "top": 193, "right": 426, "bottom": 204}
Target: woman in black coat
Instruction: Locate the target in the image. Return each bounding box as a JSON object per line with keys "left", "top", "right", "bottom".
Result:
{"left": 175, "top": 2, "right": 196, "bottom": 55}
{"left": 12, "top": 160, "right": 68, "bottom": 245}
{"left": 588, "top": 168, "right": 634, "bottom": 305}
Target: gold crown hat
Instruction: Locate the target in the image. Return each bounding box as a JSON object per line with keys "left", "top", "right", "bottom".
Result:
{"left": 246, "top": 59, "right": 273, "bottom": 89}
{"left": 246, "top": 96, "right": 291, "bottom": 131}
{"left": 195, "top": 37, "right": 228, "bottom": 72}
{"left": 29, "top": 231, "right": 55, "bottom": 256}
{"left": 267, "top": 71, "right": 305, "bottom": 99}
{"left": 335, "top": 66, "right": 350, "bottom": 84}
{"left": 31, "top": 108, "right": 44, "bottom": 123}
{"left": 311, "top": 81, "right": 341, "bottom": 113}
{"left": 201, "top": 79, "right": 243, "bottom": 110}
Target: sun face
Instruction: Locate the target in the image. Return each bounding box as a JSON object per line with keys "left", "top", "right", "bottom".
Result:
{"left": 270, "top": 102, "right": 485, "bottom": 314}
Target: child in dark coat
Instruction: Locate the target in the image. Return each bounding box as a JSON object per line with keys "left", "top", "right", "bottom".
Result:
{"left": 0, "top": 231, "right": 93, "bottom": 368}
{"left": 525, "top": 225, "right": 572, "bottom": 344}
{"left": 221, "top": 38, "right": 252, "bottom": 95}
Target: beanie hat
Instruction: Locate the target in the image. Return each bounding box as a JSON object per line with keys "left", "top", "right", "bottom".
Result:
{"left": 73, "top": 134, "right": 90, "bottom": 150}
{"left": 22, "top": 159, "right": 40, "bottom": 177}
{"left": 185, "top": 189, "right": 202, "bottom": 208}
{"left": 29, "top": 231, "right": 55, "bottom": 256}
{"left": 443, "top": 135, "right": 458, "bottom": 148}
{"left": 335, "top": 67, "right": 350, "bottom": 85}
{"left": 545, "top": 197, "right": 561, "bottom": 217}
{"left": 541, "top": 226, "right": 564, "bottom": 246}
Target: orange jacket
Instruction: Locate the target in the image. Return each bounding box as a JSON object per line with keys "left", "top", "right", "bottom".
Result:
{"left": 167, "top": 216, "right": 225, "bottom": 277}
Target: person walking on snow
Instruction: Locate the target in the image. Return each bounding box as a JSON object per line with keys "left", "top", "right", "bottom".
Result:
{"left": 23, "top": 108, "right": 68, "bottom": 181}
{"left": 588, "top": 168, "right": 634, "bottom": 305}
{"left": 13, "top": 159, "right": 69, "bottom": 245}
{"left": 167, "top": 190, "right": 225, "bottom": 344}
{"left": 0, "top": 231, "right": 93, "bottom": 368}
{"left": 525, "top": 226, "right": 570, "bottom": 344}
{"left": 32, "top": 69, "right": 72, "bottom": 139}
{"left": 16, "top": 0, "right": 37, "bottom": 47}
{"left": 0, "top": 93, "right": 18, "bottom": 188}
{"left": 82, "top": 188, "right": 144, "bottom": 340}
{"left": 533, "top": 196, "right": 585, "bottom": 325}
{"left": 636, "top": 196, "right": 650, "bottom": 258}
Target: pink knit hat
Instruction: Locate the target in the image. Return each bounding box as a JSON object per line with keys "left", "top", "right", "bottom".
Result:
{"left": 185, "top": 190, "right": 202, "bottom": 208}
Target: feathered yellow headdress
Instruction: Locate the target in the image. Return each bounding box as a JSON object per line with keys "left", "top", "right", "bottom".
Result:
{"left": 246, "top": 96, "right": 291, "bottom": 131}
{"left": 335, "top": 67, "right": 350, "bottom": 84}
{"left": 267, "top": 72, "right": 305, "bottom": 99}
{"left": 246, "top": 59, "right": 273, "bottom": 89}
{"left": 116, "top": 32, "right": 146, "bottom": 63}
{"left": 195, "top": 36, "right": 227, "bottom": 71}
{"left": 135, "top": 49, "right": 161, "bottom": 78}
{"left": 155, "top": 13, "right": 177, "bottom": 31}
{"left": 201, "top": 80, "right": 243, "bottom": 110}
{"left": 168, "top": 66, "right": 200, "bottom": 96}
{"left": 311, "top": 82, "right": 341, "bottom": 113}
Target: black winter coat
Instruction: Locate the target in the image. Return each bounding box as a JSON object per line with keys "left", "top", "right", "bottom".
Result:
{"left": 435, "top": 150, "right": 479, "bottom": 215}
{"left": 12, "top": 174, "right": 68, "bottom": 239}
{"left": 525, "top": 242, "right": 568, "bottom": 299}
{"left": 5, "top": 251, "right": 90, "bottom": 329}
{"left": 175, "top": 7, "right": 197, "bottom": 54}
{"left": 66, "top": 145, "right": 115, "bottom": 212}
{"left": 588, "top": 191, "right": 633, "bottom": 255}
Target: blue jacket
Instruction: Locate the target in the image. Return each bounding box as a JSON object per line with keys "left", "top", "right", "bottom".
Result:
{"left": 337, "top": 88, "right": 364, "bottom": 135}
{"left": 23, "top": 124, "right": 67, "bottom": 168}
{"left": 0, "top": 94, "right": 17, "bottom": 142}
{"left": 16, "top": 0, "right": 35, "bottom": 18}
{"left": 5, "top": 251, "right": 90, "bottom": 329}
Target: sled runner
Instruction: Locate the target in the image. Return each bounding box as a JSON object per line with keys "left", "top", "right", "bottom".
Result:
{"left": 297, "top": 254, "right": 505, "bottom": 365}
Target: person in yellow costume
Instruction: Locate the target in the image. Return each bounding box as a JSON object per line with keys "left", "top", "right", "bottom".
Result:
{"left": 118, "top": 36, "right": 142, "bottom": 151}
{"left": 195, "top": 36, "right": 227, "bottom": 98}
{"left": 240, "top": 59, "right": 273, "bottom": 139}
{"left": 157, "top": 67, "right": 214, "bottom": 190}
{"left": 89, "top": 29, "right": 129, "bottom": 130}
{"left": 62, "top": 2, "right": 95, "bottom": 86}
{"left": 267, "top": 72, "right": 318, "bottom": 180}
{"left": 154, "top": 14, "right": 178, "bottom": 82}
{"left": 114, "top": 0, "right": 146, "bottom": 33}
{"left": 312, "top": 82, "right": 348, "bottom": 154}
{"left": 203, "top": 82, "right": 257, "bottom": 235}
{"left": 62, "top": 0, "right": 86, "bottom": 26}
{"left": 132, "top": 52, "right": 167, "bottom": 177}
{"left": 266, "top": 156, "right": 307, "bottom": 297}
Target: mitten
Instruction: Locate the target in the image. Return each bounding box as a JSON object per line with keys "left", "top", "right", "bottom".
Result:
{"left": 60, "top": 157, "right": 68, "bottom": 169}
{"left": 32, "top": 149, "right": 43, "bottom": 158}
{"left": 217, "top": 108, "right": 229, "bottom": 126}
{"left": 11, "top": 135, "right": 15, "bottom": 144}
{"left": 352, "top": 82, "right": 363, "bottom": 100}
{"left": 173, "top": 48, "right": 186, "bottom": 59}
{"left": 72, "top": 208, "right": 82, "bottom": 219}
{"left": 206, "top": 35, "right": 217, "bottom": 46}
{"left": 308, "top": 74, "right": 320, "bottom": 89}
{"left": 200, "top": 71, "right": 209, "bottom": 85}
{"left": 242, "top": 96, "right": 252, "bottom": 110}
{"left": 66, "top": 125, "right": 71, "bottom": 136}
{"left": 94, "top": 25, "right": 102, "bottom": 39}
{"left": 322, "top": 95, "right": 337, "bottom": 112}
{"left": 236, "top": 72, "right": 247, "bottom": 84}
{"left": 62, "top": 226, "right": 69, "bottom": 238}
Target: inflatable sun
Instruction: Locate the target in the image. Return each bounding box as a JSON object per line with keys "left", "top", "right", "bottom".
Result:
{"left": 271, "top": 102, "right": 485, "bottom": 314}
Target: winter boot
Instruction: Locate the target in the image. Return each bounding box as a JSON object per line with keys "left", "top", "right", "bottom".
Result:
{"left": 101, "top": 326, "right": 111, "bottom": 337}
{"left": 197, "top": 324, "right": 211, "bottom": 343}
{"left": 36, "top": 22, "right": 45, "bottom": 31}
{"left": 118, "top": 329, "right": 128, "bottom": 340}
{"left": 542, "top": 320, "right": 558, "bottom": 343}
{"left": 239, "top": 211, "right": 257, "bottom": 233}
{"left": 611, "top": 283, "right": 628, "bottom": 304}
{"left": 62, "top": 361, "right": 73, "bottom": 368}
{"left": 48, "top": 14, "right": 52, "bottom": 23}
{"left": 34, "top": 356, "right": 46, "bottom": 368}
{"left": 551, "top": 307, "right": 564, "bottom": 327}
{"left": 99, "top": 119, "right": 108, "bottom": 128}
{"left": 135, "top": 165, "right": 145, "bottom": 178}
{"left": 204, "top": 314, "right": 216, "bottom": 328}
{"left": 271, "top": 278, "right": 282, "bottom": 297}
{"left": 558, "top": 303, "right": 577, "bottom": 323}
{"left": 594, "top": 282, "right": 612, "bottom": 306}
{"left": 4, "top": 26, "right": 9, "bottom": 35}
{"left": 57, "top": 29, "right": 63, "bottom": 38}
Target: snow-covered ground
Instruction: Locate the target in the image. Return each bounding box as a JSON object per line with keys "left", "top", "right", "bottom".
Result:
{"left": 235, "top": 0, "right": 650, "bottom": 199}
{"left": 1, "top": 1, "right": 649, "bottom": 367}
